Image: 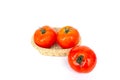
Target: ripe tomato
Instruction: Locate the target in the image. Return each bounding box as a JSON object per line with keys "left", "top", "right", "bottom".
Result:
{"left": 34, "top": 26, "right": 57, "bottom": 48}
{"left": 57, "top": 26, "right": 80, "bottom": 48}
{"left": 68, "top": 45, "right": 97, "bottom": 73}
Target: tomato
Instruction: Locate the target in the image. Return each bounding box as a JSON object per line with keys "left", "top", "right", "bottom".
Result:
{"left": 57, "top": 26, "right": 80, "bottom": 48}
{"left": 68, "top": 45, "right": 97, "bottom": 73}
{"left": 34, "top": 26, "right": 57, "bottom": 48}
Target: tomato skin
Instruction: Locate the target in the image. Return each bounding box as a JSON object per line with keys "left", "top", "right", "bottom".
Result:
{"left": 57, "top": 26, "right": 80, "bottom": 49}
{"left": 68, "top": 45, "right": 97, "bottom": 73}
{"left": 34, "top": 26, "right": 57, "bottom": 48}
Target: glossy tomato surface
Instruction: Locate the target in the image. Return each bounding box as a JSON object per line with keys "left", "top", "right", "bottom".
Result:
{"left": 68, "top": 45, "right": 97, "bottom": 73}
{"left": 34, "top": 26, "right": 57, "bottom": 48}
{"left": 57, "top": 26, "right": 80, "bottom": 49}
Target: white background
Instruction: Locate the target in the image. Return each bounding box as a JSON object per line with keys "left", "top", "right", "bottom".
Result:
{"left": 0, "top": 0, "right": 120, "bottom": 80}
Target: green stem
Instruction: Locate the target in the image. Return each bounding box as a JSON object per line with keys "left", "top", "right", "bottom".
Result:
{"left": 40, "top": 29, "right": 46, "bottom": 34}
{"left": 76, "top": 55, "right": 84, "bottom": 64}
{"left": 64, "top": 28, "right": 70, "bottom": 33}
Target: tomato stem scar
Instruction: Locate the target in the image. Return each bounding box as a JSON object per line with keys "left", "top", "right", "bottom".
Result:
{"left": 41, "top": 29, "right": 46, "bottom": 34}
{"left": 64, "top": 28, "right": 70, "bottom": 33}
{"left": 76, "top": 55, "right": 84, "bottom": 64}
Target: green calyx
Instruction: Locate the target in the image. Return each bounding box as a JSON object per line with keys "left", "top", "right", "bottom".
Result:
{"left": 40, "top": 29, "right": 46, "bottom": 34}
{"left": 64, "top": 28, "right": 70, "bottom": 33}
{"left": 76, "top": 55, "right": 84, "bottom": 64}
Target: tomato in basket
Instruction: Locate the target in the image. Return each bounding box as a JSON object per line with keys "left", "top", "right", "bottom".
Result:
{"left": 34, "top": 26, "right": 57, "bottom": 48}
{"left": 57, "top": 26, "right": 80, "bottom": 48}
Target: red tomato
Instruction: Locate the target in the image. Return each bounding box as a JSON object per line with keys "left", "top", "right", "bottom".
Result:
{"left": 34, "top": 26, "right": 57, "bottom": 48}
{"left": 57, "top": 26, "right": 80, "bottom": 49}
{"left": 68, "top": 45, "right": 97, "bottom": 73}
